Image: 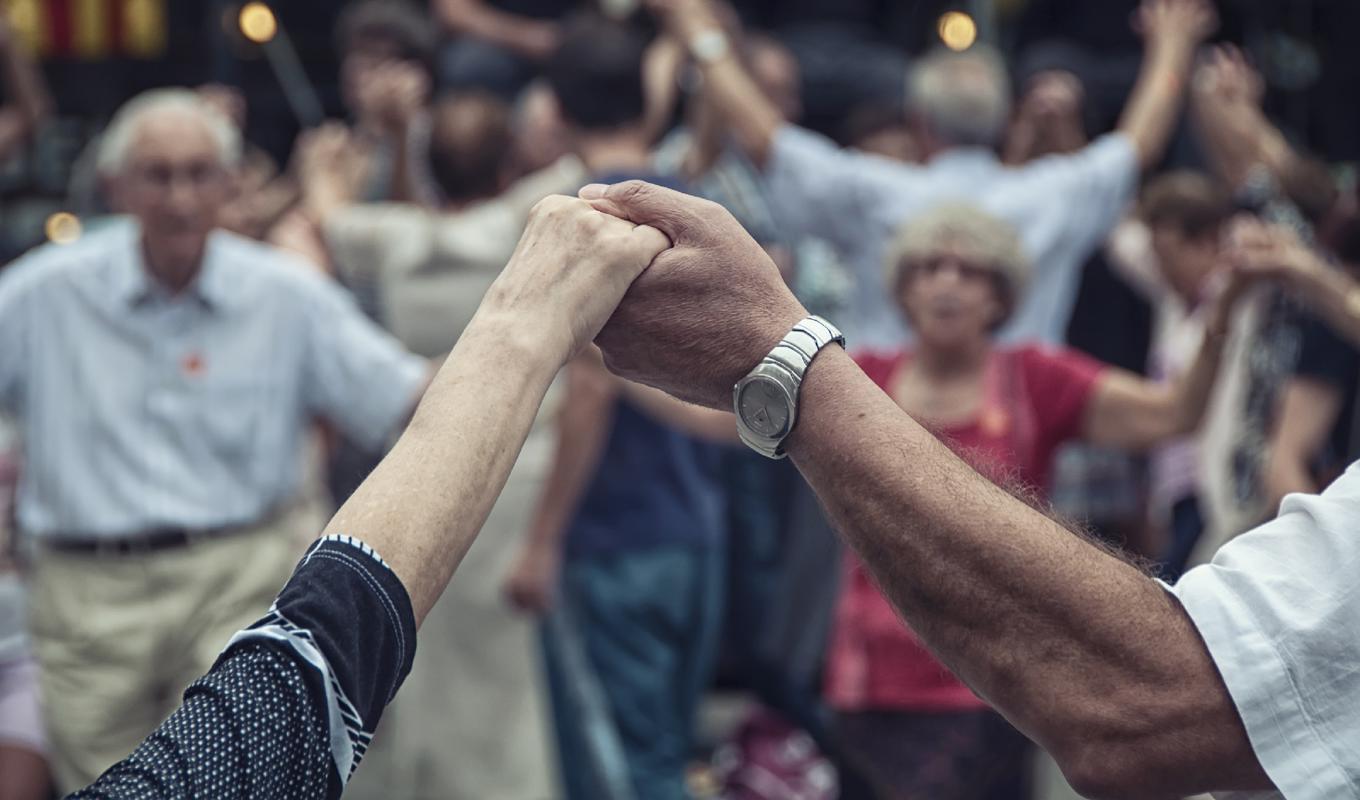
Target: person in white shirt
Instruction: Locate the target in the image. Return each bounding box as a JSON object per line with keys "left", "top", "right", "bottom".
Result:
{"left": 647, "top": 0, "right": 1216, "bottom": 348}
{"left": 0, "top": 89, "right": 429, "bottom": 791}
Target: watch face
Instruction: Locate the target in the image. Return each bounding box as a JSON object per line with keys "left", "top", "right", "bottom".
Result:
{"left": 738, "top": 377, "right": 791, "bottom": 439}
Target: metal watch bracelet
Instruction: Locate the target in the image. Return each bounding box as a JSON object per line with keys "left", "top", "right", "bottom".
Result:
{"left": 733, "top": 315, "right": 845, "bottom": 459}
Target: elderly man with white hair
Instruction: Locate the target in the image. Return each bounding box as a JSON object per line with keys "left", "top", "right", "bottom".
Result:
{"left": 650, "top": 0, "right": 1216, "bottom": 348}
{"left": 0, "top": 88, "right": 429, "bottom": 790}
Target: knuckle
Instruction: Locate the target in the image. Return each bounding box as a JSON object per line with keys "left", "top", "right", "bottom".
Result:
{"left": 615, "top": 180, "right": 649, "bottom": 204}
{"left": 527, "top": 196, "right": 554, "bottom": 219}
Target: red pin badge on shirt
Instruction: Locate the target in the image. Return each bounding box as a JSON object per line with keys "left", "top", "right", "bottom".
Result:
{"left": 182, "top": 352, "right": 205, "bottom": 377}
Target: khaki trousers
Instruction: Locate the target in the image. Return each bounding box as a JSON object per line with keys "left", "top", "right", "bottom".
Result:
{"left": 28, "top": 516, "right": 305, "bottom": 792}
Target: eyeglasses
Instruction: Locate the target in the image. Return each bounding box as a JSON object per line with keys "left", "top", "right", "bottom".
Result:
{"left": 903, "top": 255, "right": 996, "bottom": 282}
{"left": 130, "top": 160, "right": 226, "bottom": 191}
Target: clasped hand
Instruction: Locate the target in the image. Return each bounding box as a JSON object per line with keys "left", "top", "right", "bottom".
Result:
{"left": 491, "top": 181, "right": 809, "bottom": 409}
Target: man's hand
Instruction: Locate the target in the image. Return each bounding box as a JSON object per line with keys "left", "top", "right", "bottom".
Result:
{"left": 581, "top": 181, "right": 808, "bottom": 409}
{"left": 1194, "top": 45, "right": 1264, "bottom": 109}
{"left": 647, "top": 0, "right": 723, "bottom": 48}
{"left": 354, "top": 61, "right": 430, "bottom": 136}
{"left": 503, "top": 543, "right": 559, "bottom": 614}
{"left": 1134, "top": 0, "right": 1218, "bottom": 52}
{"left": 294, "top": 122, "right": 373, "bottom": 223}
{"left": 1225, "top": 218, "right": 1322, "bottom": 285}
{"left": 485, "top": 194, "right": 670, "bottom": 364}
{"left": 1005, "top": 70, "right": 1087, "bottom": 163}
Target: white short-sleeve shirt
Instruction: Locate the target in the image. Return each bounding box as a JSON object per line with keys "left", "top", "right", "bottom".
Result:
{"left": 1174, "top": 463, "right": 1360, "bottom": 799}
{"left": 765, "top": 125, "right": 1139, "bottom": 348}
{"left": 0, "top": 220, "right": 427, "bottom": 538}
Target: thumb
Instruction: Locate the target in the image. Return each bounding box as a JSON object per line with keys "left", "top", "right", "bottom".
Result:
{"left": 579, "top": 180, "right": 706, "bottom": 243}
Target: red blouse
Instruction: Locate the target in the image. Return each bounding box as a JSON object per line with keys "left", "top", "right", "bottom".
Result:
{"left": 825, "top": 344, "right": 1105, "bottom": 712}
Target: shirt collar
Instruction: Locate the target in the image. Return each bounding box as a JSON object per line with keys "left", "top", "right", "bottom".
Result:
{"left": 113, "top": 223, "right": 228, "bottom": 311}
{"left": 929, "top": 147, "right": 1003, "bottom": 172}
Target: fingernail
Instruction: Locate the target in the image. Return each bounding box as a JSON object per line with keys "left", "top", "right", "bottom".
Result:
{"left": 579, "top": 183, "right": 608, "bottom": 200}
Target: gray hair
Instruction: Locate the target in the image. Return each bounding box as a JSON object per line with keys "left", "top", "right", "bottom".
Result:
{"left": 907, "top": 45, "right": 1011, "bottom": 148}
{"left": 885, "top": 203, "right": 1030, "bottom": 327}
{"left": 96, "top": 88, "right": 243, "bottom": 176}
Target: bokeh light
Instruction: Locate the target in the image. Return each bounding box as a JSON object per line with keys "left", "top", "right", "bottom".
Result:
{"left": 938, "top": 11, "right": 978, "bottom": 52}
{"left": 239, "top": 2, "right": 278, "bottom": 44}
{"left": 45, "top": 212, "right": 83, "bottom": 245}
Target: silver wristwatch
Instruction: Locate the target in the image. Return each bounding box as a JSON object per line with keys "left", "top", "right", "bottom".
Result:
{"left": 733, "top": 316, "right": 845, "bottom": 459}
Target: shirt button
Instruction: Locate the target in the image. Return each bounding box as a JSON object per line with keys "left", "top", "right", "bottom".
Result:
{"left": 149, "top": 390, "right": 178, "bottom": 415}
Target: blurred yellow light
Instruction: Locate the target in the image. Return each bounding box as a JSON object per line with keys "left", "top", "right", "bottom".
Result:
{"left": 239, "top": 2, "right": 278, "bottom": 44}
{"left": 45, "top": 212, "right": 82, "bottom": 245}
{"left": 938, "top": 11, "right": 977, "bottom": 51}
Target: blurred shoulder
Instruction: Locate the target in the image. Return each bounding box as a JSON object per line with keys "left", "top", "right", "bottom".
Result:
{"left": 210, "top": 229, "right": 355, "bottom": 305}
{"left": 0, "top": 219, "right": 137, "bottom": 302}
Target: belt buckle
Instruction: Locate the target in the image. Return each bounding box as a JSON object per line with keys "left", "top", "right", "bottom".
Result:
{"left": 100, "top": 536, "right": 149, "bottom": 557}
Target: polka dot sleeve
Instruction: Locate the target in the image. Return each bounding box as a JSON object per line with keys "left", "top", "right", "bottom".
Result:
{"left": 70, "top": 534, "right": 418, "bottom": 799}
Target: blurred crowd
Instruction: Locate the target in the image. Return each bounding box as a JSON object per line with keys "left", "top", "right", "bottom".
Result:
{"left": 1, "top": 0, "right": 1359, "bottom": 799}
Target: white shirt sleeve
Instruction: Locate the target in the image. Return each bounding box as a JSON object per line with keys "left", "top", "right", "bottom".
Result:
{"left": 764, "top": 124, "right": 923, "bottom": 253}
{"left": 1017, "top": 132, "right": 1139, "bottom": 260}
{"left": 0, "top": 256, "right": 39, "bottom": 414}
{"left": 299, "top": 273, "right": 428, "bottom": 452}
{"left": 1173, "top": 463, "right": 1360, "bottom": 799}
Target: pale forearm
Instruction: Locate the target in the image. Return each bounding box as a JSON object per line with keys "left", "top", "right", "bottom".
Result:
{"left": 786, "top": 347, "right": 1267, "bottom": 795}
{"left": 323, "top": 311, "right": 560, "bottom": 625}
{"left": 439, "top": 1, "right": 557, "bottom": 59}
{"left": 1191, "top": 95, "right": 1268, "bottom": 190}
{"left": 1166, "top": 317, "right": 1230, "bottom": 435}
{"left": 1119, "top": 38, "right": 1198, "bottom": 170}
{"left": 697, "top": 54, "right": 783, "bottom": 167}
{"left": 0, "top": 35, "right": 51, "bottom": 131}
{"left": 300, "top": 165, "right": 359, "bottom": 227}
{"left": 0, "top": 111, "right": 26, "bottom": 163}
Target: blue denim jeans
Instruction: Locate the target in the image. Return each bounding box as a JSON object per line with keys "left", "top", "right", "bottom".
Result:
{"left": 542, "top": 542, "right": 724, "bottom": 800}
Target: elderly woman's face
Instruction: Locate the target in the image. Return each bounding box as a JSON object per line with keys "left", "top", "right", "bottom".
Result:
{"left": 897, "top": 241, "right": 1004, "bottom": 348}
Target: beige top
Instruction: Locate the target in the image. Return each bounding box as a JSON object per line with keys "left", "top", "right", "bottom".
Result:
{"left": 324, "top": 156, "right": 586, "bottom": 357}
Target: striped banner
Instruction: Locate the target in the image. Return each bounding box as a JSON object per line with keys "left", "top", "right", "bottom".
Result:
{"left": 3, "top": 0, "right": 166, "bottom": 59}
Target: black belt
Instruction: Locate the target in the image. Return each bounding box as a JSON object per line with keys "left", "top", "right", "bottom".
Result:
{"left": 44, "top": 522, "right": 254, "bottom": 556}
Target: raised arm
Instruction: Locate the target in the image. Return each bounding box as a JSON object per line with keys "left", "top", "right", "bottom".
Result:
{"left": 648, "top": 0, "right": 782, "bottom": 166}
{"left": 1079, "top": 270, "right": 1245, "bottom": 449}
{"left": 433, "top": 0, "right": 560, "bottom": 62}
{"left": 1190, "top": 45, "right": 1294, "bottom": 192}
{"left": 1117, "top": 0, "right": 1217, "bottom": 170}
{"left": 269, "top": 122, "right": 374, "bottom": 272}
{"left": 1232, "top": 220, "right": 1360, "bottom": 346}
{"left": 588, "top": 180, "right": 1273, "bottom": 798}
{"left": 0, "top": 16, "right": 52, "bottom": 162}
